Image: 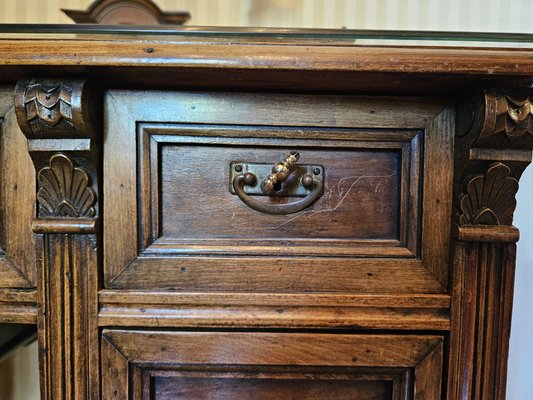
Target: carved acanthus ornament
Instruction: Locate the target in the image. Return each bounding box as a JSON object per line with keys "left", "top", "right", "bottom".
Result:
{"left": 458, "top": 162, "right": 518, "bottom": 226}
{"left": 37, "top": 154, "right": 96, "bottom": 218}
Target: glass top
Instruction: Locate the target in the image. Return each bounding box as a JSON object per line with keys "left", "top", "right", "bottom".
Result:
{"left": 1, "top": 24, "right": 533, "bottom": 48}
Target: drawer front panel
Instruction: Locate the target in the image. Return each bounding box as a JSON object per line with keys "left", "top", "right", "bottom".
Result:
{"left": 104, "top": 91, "right": 453, "bottom": 293}
{"left": 160, "top": 143, "right": 401, "bottom": 241}
{"left": 101, "top": 330, "right": 443, "bottom": 400}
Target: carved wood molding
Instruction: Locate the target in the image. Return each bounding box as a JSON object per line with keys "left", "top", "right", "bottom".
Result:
{"left": 15, "top": 78, "right": 97, "bottom": 139}
{"left": 448, "top": 241, "right": 515, "bottom": 399}
{"left": 449, "top": 89, "right": 532, "bottom": 400}
{"left": 102, "top": 330, "right": 443, "bottom": 399}
{"left": 37, "top": 234, "right": 99, "bottom": 400}
{"left": 14, "top": 78, "right": 101, "bottom": 399}
{"left": 455, "top": 89, "right": 533, "bottom": 236}
{"left": 479, "top": 94, "right": 533, "bottom": 147}
{"left": 15, "top": 78, "right": 100, "bottom": 221}
{"left": 0, "top": 289, "right": 37, "bottom": 324}
{"left": 37, "top": 154, "right": 96, "bottom": 218}
{"left": 458, "top": 162, "right": 518, "bottom": 226}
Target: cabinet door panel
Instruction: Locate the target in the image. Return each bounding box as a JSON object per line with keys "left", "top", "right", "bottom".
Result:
{"left": 101, "top": 330, "right": 443, "bottom": 400}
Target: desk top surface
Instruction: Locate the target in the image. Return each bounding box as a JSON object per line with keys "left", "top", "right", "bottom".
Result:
{"left": 0, "top": 25, "right": 532, "bottom": 93}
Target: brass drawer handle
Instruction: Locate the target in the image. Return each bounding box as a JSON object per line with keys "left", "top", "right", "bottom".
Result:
{"left": 261, "top": 150, "right": 300, "bottom": 194}
{"left": 231, "top": 151, "right": 324, "bottom": 215}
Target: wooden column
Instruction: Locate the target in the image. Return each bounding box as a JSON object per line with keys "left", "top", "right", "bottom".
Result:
{"left": 448, "top": 91, "right": 533, "bottom": 399}
{"left": 15, "top": 79, "right": 100, "bottom": 400}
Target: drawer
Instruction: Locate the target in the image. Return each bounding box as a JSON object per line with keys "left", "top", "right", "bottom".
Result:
{"left": 101, "top": 330, "right": 443, "bottom": 400}
{"left": 104, "top": 91, "right": 453, "bottom": 294}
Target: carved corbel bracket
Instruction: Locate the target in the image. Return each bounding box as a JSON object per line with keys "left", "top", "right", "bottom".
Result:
{"left": 455, "top": 90, "right": 533, "bottom": 243}
{"left": 14, "top": 78, "right": 101, "bottom": 223}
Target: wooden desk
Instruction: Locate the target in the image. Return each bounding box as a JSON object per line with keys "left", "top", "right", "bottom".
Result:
{"left": 0, "top": 27, "right": 532, "bottom": 399}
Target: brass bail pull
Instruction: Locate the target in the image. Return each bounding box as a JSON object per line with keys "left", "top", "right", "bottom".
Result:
{"left": 261, "top": 151, "right": 300, "bottom": 194}
{"left": 231, "top": 151, "right": 324, "bottom": 215}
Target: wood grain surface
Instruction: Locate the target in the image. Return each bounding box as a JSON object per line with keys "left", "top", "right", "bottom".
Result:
{"left": 102, "top": 330, "right": 443, "bottom": 400}
{"left": 0, "top": 40, "right": 532, "bottom": 75}
{"left": 99, "top": 291, "right": 450, "bottom": 330}
{"left": 0, "top": 289, "right": 36, "bottom": 323}
{"left": 0, "top": 107, "right": 36, "bottom": 287}
{"left": 1, "top": 40, "right": 532, "bottom": 94}
{"left": 104, "top": 91, "right": 450, "bottom": 294}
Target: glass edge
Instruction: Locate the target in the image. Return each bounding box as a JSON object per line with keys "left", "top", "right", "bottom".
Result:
{"left": 0, "top": 23, "right": 532, "bottom": 43}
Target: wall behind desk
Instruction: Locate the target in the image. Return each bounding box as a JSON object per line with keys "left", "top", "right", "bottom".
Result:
{"left": 0, "top": 0, "right": 532, "bottom": 33}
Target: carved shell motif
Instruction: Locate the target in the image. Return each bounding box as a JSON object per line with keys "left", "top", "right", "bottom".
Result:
{"left": 495, "top": 96, "right": 533, "bottom": 138}
{"left": 37, "top": 154, "right": 96, "bottom": 218}
{"left": 24, "top": 79, "right": 73, "bottom": 127}
{"left": 458, "top": 162, "right": 518, "bottom": 225}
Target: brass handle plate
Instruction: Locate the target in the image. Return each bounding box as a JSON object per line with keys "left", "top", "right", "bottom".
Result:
{"left": 230, "top": 151, "right": 324, "bottom": 214}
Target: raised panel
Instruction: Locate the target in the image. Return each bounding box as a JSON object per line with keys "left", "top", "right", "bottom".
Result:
{"left": 160, "top": 143, "right": 401, "bottom": 241}
{"left": 101, "top": 330, "right": 443, "bottom": 400}
{"left": 142, "top": 126, "right": 421, "bottom": 255}
{"left": 0, "top": 90, "right": 36, "bottom": 288}
{"left": 151, "top": 372, "right": 396, "bottom": 400}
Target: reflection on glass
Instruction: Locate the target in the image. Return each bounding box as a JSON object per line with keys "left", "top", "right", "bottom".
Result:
{"left": 0, "top": 24, "right": 532, "bottom": 48}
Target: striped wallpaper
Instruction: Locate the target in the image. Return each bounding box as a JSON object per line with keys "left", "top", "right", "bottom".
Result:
{"left": 1, "top": 0, "right": 532, "bottom": 33}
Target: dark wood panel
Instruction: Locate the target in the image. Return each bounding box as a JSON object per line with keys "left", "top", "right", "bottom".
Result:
{"left": 421, "top": 107, "right": 454, "bottom": 286}
{"left": 160, "top": 145, "right": 400, "bottom": 240}
{"left": 152, "top": 374, "right": 393, "bottom": 400}
{"left": 139, "top": 126, "right": 421, "bottom": 259}
{"left": 104, "top": 92, "right": 447, "bottom": 287}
